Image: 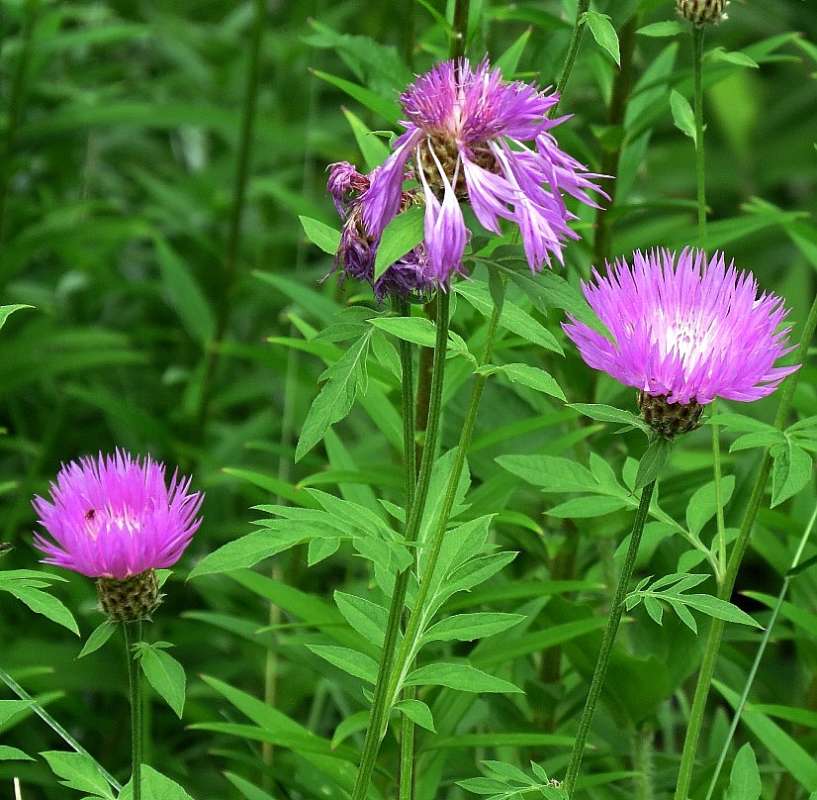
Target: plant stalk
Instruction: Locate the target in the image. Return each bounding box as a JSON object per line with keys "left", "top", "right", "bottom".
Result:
{"left": 552, "top": 0, "right": 591, "bottom": 114}
{"left": 196, "top": 0, "right": 266, "bottom": 436}
{"left": 563, "top": 478, "right": 657, "bottom": 796}
{"left": 704, "top": 502, "right": 817, "bottom": 800}
{"left": 673, "top": 289, "right": 817, "bottom": 800}
{"left": 350, "top": 291, "right": 451, "bottom": 800}
{"left": 692, "top": 25, "right": 707, "bottom": 244}
{"left": 0, "top": 667, "right": 121, "bottom": 792}
{"left": 123, "top": 622, "right": 143, "bottom": 800}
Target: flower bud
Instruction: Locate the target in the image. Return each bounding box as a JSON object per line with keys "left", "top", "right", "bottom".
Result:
{"left": 638, "top": 391, "right": 703, "bottom": 439}
{"left": 676, "top": 0, "right": 729, "bottom": 25}
{"left": 97, "top": 569, "right": 161, "bottom": 622}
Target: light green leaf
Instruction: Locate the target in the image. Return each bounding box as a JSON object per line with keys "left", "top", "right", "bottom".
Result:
{"left": 374, "top": 206, "right": 424, "bottom": 280}
{"left": 670, "top": 90, "right": 697, "bottom": 144}
{"left": 118, "top": 765, "right": 194, "bottom": 799}
{"left": 635, "top": 437, "right": 672, "bottom": 490}
{"left": 637, "top": 21, "right": 684, "bottom": 37}
{"left": 188, "top": 529, "right": 306, "bottom": 578}
{"left": 395, "top": 698, "right": 436, "bottom": 732}
{"left": 78, "top": 621, "right": 117, "bottom": 659}
{"left": 3, "top": 584, "right": 79, "bottom": 635}
{"left": 334, "top": 591, "right": 388, "bottom": 647}
{"left": 0, "top": 745, "right": 33, "bottom": 761}
{"left": 422, "top": 613, "right": 525, "bottom": 644}
{"left": 299, "top": 216, "right": 341, "bottom": 255}
{"left": 137, "top": 644, "right": 186, "bottom": 718}
{"left": 311, "top": 69, "right": 401, "bottom": 124}
{"left": 771, "top": 441, "right": 813, "bottom": 507}
{"left": 568, "top": 403, "right": 650, "bottom": 434}
{"left": 725, "top": 744, "right": 761, "bottom": 800}
{"left": 495, "top": 27, "right": 532, "bottom": 77}
{"left": 40, "top": 751, "right": 115, "bottom": 799}
{"left": 482, "top": 363, "right": 565, "bottom": 401}
{"left": 405, "top": 663, "right": 523, "bottom": 694}
{"left": 583, "top": 11, "right": 620, "bottom": 65}
{"left": 686, "top": 475, "right": 736, "bottom": 537}
{"left": 342, "top": 107, "right": 390, "bottom": 170}
{"left": 306, "top": 645, "right": 378, "bottom": 684}
{"left": 0, "top": 304, "right": 33, "bottom": 333}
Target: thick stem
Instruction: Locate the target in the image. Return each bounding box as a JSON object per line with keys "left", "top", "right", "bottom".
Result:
{"left": 692, "top": 25, "right": 707, "bottom": 245}
{"left": 552, "top": 0, "right": 591, "bottom": 114}
{"left": 123, "top": 622, "right": 143, "bottom": 800}
{"left": 592, "top": 13, "right": 639, "bottom": 266}
{"left": 563, "top": 479, "right": 657, "bottom": 796}
{"left": 704, "top": 503, "right": 817, "bottom": 800}
{"left": 196, "top": 0, "right": 266, "bottom": 436}
{"left": 0, "top": 0, "right": 40, "bottom": 245}
{"left": 0, "top": 667, "right": 121, "bottom": 792}
{"left": 673, "top": 290, "right": 817, "bottom": 800}
{"left": 350, "top": 292, "right": 451, "bottom": 800}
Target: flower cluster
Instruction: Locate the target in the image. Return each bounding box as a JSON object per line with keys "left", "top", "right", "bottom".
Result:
{"left": 563, "top": 249, "right": 796, "bottom": 434}
{"left": 328, "top": 161, "right": 434, "bottom": 300}
{"left": 328, "top": 58, "right": 605, "bottom": 297}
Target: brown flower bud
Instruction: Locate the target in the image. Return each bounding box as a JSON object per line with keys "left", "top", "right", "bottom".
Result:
{"left": 676, "top": 0, "right": 729, "bottom": 25}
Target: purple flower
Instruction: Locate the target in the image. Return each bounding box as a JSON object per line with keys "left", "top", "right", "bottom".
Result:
{"left": 33, "top": 451, "right": 203, "bottom": 580}
{"left": 563, "top": 249, "right": 798, "bottom": 406}
{"left": 360, "top": 58, "right": 606, "bottom": 282}
{"left": 326, "top": 162, "right": 433, "bottom": 300}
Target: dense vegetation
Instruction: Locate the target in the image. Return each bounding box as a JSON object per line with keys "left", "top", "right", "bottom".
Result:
{"left": 2, "top": 1, "right": 817, "bottom": 799}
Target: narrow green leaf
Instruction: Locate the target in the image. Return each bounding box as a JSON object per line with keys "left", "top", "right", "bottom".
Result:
{"left": 137, "top": 644, "right": 187, "bottom": 718}
{"left": 583, "top": 11, "right": 620, "bottom": 65}
{"left": 299, "top": 216, "right": 341, "bottom": 255}
{"left": 404, "top": 663, "right": 523, "bottom": 694}
{"left": 342, "top": 107, "right": 390, "bottom": 170}
{"left": 78, "top": 622, "right": 116, "bottom": 659}
{"left": 40, "top": 751, "right": 115, "bottom": 799}
{"left": 374, "top": 207, "right": 424, "bottom": 280}
{"left": 670, "top": 90, "right": 697, "bottom": 144}
{"left": 422, "top": 613, "right": 525, "bottom": 643}
{"left": 0, "top": 304, "right": 33, "bottom": 333}
{"left": 306, "top": 645, "right": 379, "bottom": 684}
{"left": 495, "top": 27, "right": 532, "bottom": 77}
{"left": 637, "top": 21, "right": 684, "bottom": 37}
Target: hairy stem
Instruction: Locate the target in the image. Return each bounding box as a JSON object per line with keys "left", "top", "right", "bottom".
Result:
{"left": 350, "top": 291, "right": 451, "bottom": 800}
{"left": 0, "top": 667, "right": 121, "bottom": 792}
{"left": 693, "top": 25, "right": 707, "bottom": 244}
{"left": 704, "top": 502, "right": 817, "bottom": 800}
{"left": 123, "top": 622, "right": 143, "bottom": 799}
{"left": 552, "top": 0, "right": 590, "bottom": 114}
{"left": 196, "top": 0, "right": 266, "bottom": 436}
{"left": 673, "top": 290, "right": 817, "bottom": 800}
{"left": 564, "top": 479, "right": 658, "bottom": 796}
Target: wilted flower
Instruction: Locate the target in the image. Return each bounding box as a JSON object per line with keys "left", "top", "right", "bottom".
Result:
{"left": 563, "top": 249, "right": 797, "bottom": 437}
{"left": 360, "top": 58, "right": 606, "bottom": 283}
{"left": 327, "top": 161, "right": 433, "bottom": 301}
{"left": 676, "top": 0, "right": 729, "bottom": 25}
{"left": 33, "top": 451, "right": 203, "bottom": 620}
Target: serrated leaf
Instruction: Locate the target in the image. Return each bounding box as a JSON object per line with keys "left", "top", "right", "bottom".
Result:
{"left": 138, "top": 644, "right": 186, "bottom": 718}
{"left": 374, "top": 206, "right": 424, "bottom": 280}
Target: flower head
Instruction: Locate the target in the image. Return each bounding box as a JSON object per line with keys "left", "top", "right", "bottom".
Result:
{"left": 563, "top": 249, "right": 797, "bottom": 407}
{"left": 327, "top": 162, "right": 434, "bottom": 301}
{"left": 33, "top": 451, "right": 203, "bottom": 580}
{"left": 360, "top": 58, "right": 606, "bottom": 282}
{"left": 677, "top": 0, "right": 729, "bottom": 25}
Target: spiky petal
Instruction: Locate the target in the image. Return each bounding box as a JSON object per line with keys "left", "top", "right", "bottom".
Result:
{"left": 359, "top": 58, "right": 606, "bottom": 282}
{"left": 33, "top": 451, "right": 203, "bottom": 580}
{"left": 563, "top": 249, "right": 798, "bottom": 406}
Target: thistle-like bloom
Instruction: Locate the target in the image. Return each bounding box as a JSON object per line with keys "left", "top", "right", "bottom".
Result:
{"left": 33, "top": 451, "right": 203, "bottom": 580}
{"left": 563, "top": 249, "right": 797, "bottom": 410}
{"left": 677, "top": 0, "right": 729, "bottom": 25}
{"left": 360, "top": 58, "right": 606, "bottom": 283}
{"left": 327, "top": 161, "right": 433, "bottom": 300}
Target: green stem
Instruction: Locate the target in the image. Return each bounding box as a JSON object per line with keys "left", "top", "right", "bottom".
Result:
{"left": 0, "top": 667, "right": 121, "bottom": 792}
{"left": 123, "top": 622, "right": 143, "bottom": 799}
{"left": 673, "top": 290, "right": 817, "bottom": 800}
{"left": 692, "top": 25, "right": 707, "bottom": 245}
{"left": 350, "top": 291, "right": 451, "bottom": 800}
{"left": 196, "top": 0, "right": 266, "bottom": 436}
{"left": 382, "top": 298, "right": 502, "bottom": 736}
{"left": 0, "top": 0, "right": 40, "bottom": 246}
{"left": 449, "top": 0, "right": 470, "bottom": 60}
{"left": 563, "top": 479, "right": 658, "bottom": 796}
{"left": 552, "top": 0, "right": 591, "bottom": 114}
{"left": 704, "top": 502, "right": 817, "bottom": 800}
{"left": 711, "top": 400, "right": 726, "bottom": 579}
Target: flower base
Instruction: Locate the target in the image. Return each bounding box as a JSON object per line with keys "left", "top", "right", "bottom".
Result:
{"left": 676, "top": 0, "right": 729, "bottom": 25}
{"left": 638, "top": 391, "right": 703, "bottom": 439}
{"left": 97, "top": 569, "right": 160, "bottom": 622}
